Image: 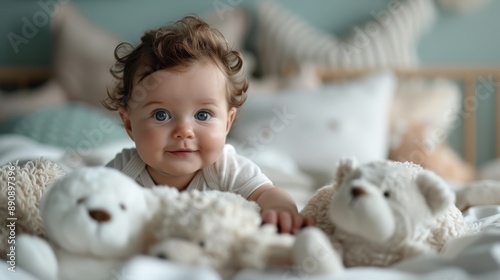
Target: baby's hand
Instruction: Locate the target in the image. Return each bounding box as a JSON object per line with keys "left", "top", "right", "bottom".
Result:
{"left": 261, "top": 209, "right": 315, "bottom": 234}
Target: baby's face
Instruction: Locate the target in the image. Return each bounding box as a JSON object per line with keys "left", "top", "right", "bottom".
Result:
{"left": 119, "top": 62, "right": 236, "bottom": 185}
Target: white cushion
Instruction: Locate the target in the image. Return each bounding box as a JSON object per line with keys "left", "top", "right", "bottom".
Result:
{"left": 229, "top": 72, "right": 396, "bottom": 186}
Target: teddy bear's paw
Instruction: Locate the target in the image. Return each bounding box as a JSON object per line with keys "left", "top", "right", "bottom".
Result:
{"left": 292, "top": 227, "right": 343, "bottom": 275}
{"left": 17, "top": 234, "right": 58, "bottom": 280}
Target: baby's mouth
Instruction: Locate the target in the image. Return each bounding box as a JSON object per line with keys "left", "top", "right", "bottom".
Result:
{"left": 169, "top": 150, "right": 195, "bottom": 157}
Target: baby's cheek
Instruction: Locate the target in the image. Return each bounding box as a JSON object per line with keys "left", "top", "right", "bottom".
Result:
{"left": 204, "top": 130, "right": 227, "bottom": 148}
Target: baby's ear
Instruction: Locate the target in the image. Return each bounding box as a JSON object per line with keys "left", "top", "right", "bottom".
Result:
{"left": 118, "top": 107, "right": 134, "bottom": 140}
{"left": 335, "top": 158, "right": 357, "bottom": 187}
{"left": 226, "top": 107, "right": 237, "bottom": 133}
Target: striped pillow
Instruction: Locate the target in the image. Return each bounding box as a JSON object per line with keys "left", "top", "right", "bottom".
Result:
{"left": 256, "top": 0, "right": 437, "bottom": 76}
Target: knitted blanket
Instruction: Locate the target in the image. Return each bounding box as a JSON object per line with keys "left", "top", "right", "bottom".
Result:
{"left": 0, "top": 159, "right": 65, "bottom": 258}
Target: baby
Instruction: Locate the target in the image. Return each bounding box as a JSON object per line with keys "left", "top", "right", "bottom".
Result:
{"left": 103, "top": 16, "right": 313, "bottom": 233}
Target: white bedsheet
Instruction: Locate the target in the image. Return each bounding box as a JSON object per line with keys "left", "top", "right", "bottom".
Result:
{"left": 3, "top": 206, "right": 499, "bottom": 280}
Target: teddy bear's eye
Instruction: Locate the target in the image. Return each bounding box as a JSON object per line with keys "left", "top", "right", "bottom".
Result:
{"left": 77, "top": 197, "right": 86, "bottom": 204}
{"left": 119, "top": 203, "right": 126, "bottom": 211}
{"left": 156, "top": 252, "right": 168, "bottom": 260}
{"left": 383, "top": 191, "right": 391, "bottom": 198}
{"left": 199, "top": 241, "right": 205, "bottom": 248}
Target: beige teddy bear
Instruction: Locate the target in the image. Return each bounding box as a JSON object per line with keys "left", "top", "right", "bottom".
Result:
{"left": 146, "top": 188, "right": 342, "bottom": 277}
{"left": 301, "top": 158, "right": 475, "bottom": 268}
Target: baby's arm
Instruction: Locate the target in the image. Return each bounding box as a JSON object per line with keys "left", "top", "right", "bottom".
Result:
{"left": 248, "top": 184, "right": 314, "bottom": 234}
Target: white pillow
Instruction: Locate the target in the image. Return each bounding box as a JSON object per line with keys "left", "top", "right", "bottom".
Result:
{"left": 229, "top": 72, "right": 396, "bottom": 185}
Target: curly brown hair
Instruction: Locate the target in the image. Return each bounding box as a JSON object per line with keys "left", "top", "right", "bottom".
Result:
{"left": 102, "top": 15, "right": 248, "bottom": 111}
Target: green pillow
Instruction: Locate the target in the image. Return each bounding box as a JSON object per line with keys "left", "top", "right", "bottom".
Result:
{"left": 0, "top": 102, "right": 128, "bottom": 149}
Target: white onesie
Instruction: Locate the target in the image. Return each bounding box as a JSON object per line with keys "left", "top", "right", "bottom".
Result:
{"left": 106, "top": 144, "right": 271, "bottom": 198}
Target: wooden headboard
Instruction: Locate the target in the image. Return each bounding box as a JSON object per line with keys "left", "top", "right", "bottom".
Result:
{"left": 0, "top": 67, "right": 49, "bottom": 89}
{"left": 1, "top": 66, "right": 499, "bottom": 165}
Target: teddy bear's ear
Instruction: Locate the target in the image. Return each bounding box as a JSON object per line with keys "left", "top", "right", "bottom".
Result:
{"left": 416, "top": 170, "right": 455, "bottom": 216}
{"left": 335, "top": 157, "right": 357, "bottom": 186}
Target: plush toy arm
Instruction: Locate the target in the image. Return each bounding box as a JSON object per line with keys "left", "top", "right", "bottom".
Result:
{"left": 455, "top": 180, "right": 500, "bottom": 211}
{"left": 17, "top": 234, "right": 58, "bottom": 280}
{"left": 235, "top": 225, "right": 294, "bottom": 270}
{"left": 293, "top": 227, "right": 343, "bottom": 275}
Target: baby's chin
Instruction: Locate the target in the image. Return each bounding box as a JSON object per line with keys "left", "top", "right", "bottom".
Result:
{"left": 145, "top": 162, "right": 202, "bottom": 183}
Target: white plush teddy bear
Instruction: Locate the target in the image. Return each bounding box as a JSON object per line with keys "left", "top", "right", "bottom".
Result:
{"left": 16, "top": 167, "right": 158, "bottom": 280}
{"left": 301, "top": 158, "right": 474, "bottom": 268}
{"left": 146, "top": 188, "right": 342, "bottom": 277}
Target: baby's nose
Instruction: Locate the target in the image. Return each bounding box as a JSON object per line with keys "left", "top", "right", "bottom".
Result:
{"left": 88, "top": 209, "right": 111, "bottom": 222}
{"left": 173, "top": 122, "right": 194, "bottom": 139}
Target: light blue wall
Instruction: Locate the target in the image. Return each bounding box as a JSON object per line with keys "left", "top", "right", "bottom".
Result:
{"left": 1, "top": 0, "right": 499, "bottom": 166}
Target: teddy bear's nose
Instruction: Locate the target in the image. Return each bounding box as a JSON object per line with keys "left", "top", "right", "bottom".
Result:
{"left": 351, "top": 187, "right": 367, "bottom": 197}
{"left": 88, "top": 209, "right": 111, "bottom": 222}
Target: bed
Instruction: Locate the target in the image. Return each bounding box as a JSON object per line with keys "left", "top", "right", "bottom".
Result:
{"left": 2, "top": 1, "right": 500, "bottom": 279}
{"left": 1, "top": 64, "right": 500, "bottom": 280}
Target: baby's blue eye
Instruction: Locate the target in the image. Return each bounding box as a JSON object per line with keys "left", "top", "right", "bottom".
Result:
{"left": 195, "top": 111, "right": 211, "bottom": 121}
{"left": 154, "top": 110, "right": 169, "bottom": 121}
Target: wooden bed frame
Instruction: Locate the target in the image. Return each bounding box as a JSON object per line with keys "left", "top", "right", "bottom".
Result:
{"left": 1, "top": 66, "right": 499, "bottom": 165}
